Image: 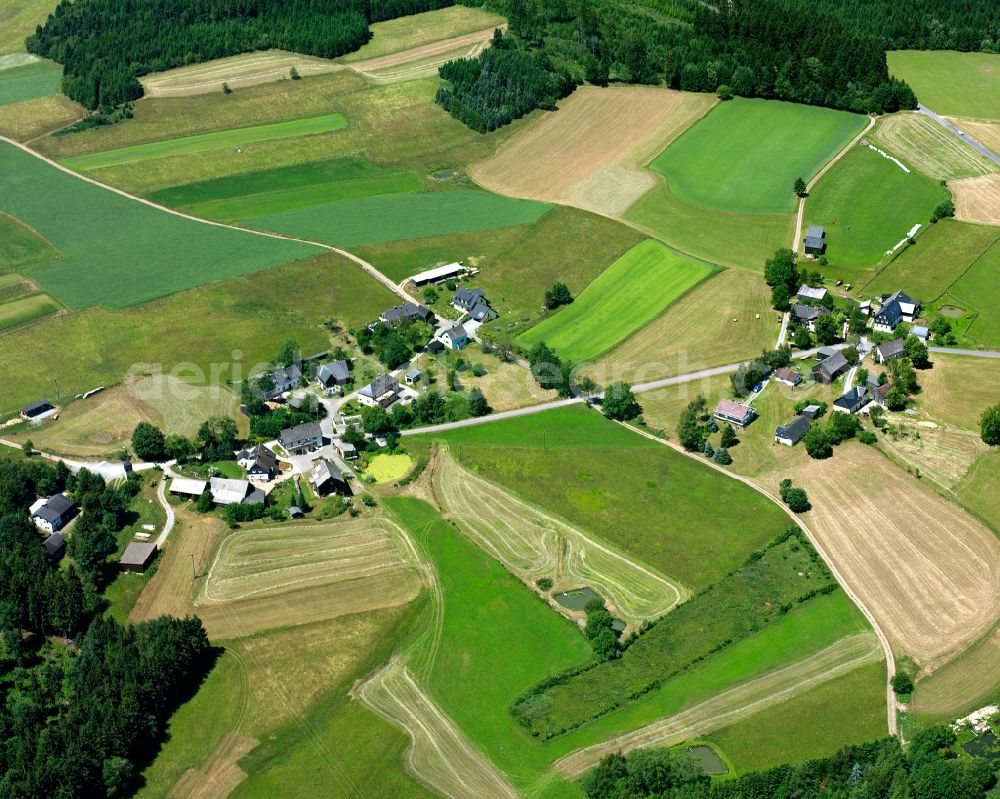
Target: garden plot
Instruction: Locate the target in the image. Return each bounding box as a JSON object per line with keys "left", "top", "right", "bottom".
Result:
{"left": 432, "top": 448, "right": 686, "bottom": 624}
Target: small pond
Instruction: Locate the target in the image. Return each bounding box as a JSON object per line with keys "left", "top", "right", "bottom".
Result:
{"left": 685, "top": 744, "right": 729, "bottom": 775}
{"left": 939, "top": 305, "right": 966, "bottom": 318}
{"left": 963, "top": 731, "right": 1000, "bottom": 761}
{"left": 554, "top": 587, "right": 626, "bottom": 632}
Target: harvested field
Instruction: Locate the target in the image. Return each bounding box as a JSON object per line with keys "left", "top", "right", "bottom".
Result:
{"left": 950, "top": 173, "right": 1000, "bottom": 226}
{"left": 0, "top": 0, "right": 55, "bottom": 55}
{"left": 469, "top": 85, "right": 715, "bottom": 215}
{"left": 872, "top": 113, "right": 996, "bottom": 180}
{"left": 142, "top": 51, "right": 341, "bottom": 97}
{"left": 457, "top": 352, "right": 559, "bottom": 412}
{"left": 877, "top": 420, "right": 988, "bottom": 489}
{"left": 918, "top": 354, "right": 1000, "bottom": 430}
{"left": 166, "top": 732, "right": 257, "bottom": 799}
{"left": 352, "top": 660, "right": 519, "bottom": 799}
{"left": 912, "top": 619, "right": 1000, "bottom": 718}
{"left": 347, "top": 27, "right": 497, "bottom": 80}
{"left": 948, "top": 238, "right": 1000, "bottom": 347}
{"left": 432, "top": 448, "right": 686, "bottom": 624}
{"left": 786, "top": 443, "right": 1000, "bottom": 669}
{"left": 553, "top": 632, "right": 882, "bottom": 778}
{"left": 950, "top": 117, "right": 1000, "bottom": 157}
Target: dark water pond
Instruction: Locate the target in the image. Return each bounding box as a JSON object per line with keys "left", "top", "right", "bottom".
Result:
{"left": 963, "top": 731, "right": 1000, "bottom": 761}
{"left": 686, "top": 744, "right": 728, "bottom": 775}
{"left": 554, "top": 586, "right": 625, "bottom": 632}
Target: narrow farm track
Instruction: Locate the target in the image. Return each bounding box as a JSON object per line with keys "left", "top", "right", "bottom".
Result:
{"left": 351, "top": 660, "right": 520, "bottom": 799}
{"left": 346, "top": 27, "right": 503, "bottom": 77}
{"left": 432, "top": 448, "right": 687, "bottom": 624}
{"left": 552, "top": 632, "right": 883, "bottom": 778}
{"left": 792, "top": 116, "right": 876, "bottom": 252}
{"left": 0, "top": 135, "right": 421, "bottom": 307}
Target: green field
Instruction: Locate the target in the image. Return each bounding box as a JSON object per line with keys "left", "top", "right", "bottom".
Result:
{"left": 515, "top": 239, "right": 714, "bottom": 362}
{"left": 423, "top": 405, "right": 790, "bottom": 592}
{"left": 0, "top": 211, "right": 58, "bottom": 270}
{"left": 948, "top": 237, "right": 1000, "bottom": 347}
{"left": 62, "top": 113, "right": 348, "bottom": 171}
{"left": 650, "top": 98, "right": 865, "bottom": 213}
{"left": 0, "top": 140, "right": 317, "bottom": 308}
{"left": 888, "top": 51, "right": 1000, "bottom": 120}
{"left": 0, "top": 292, "right": 59, "bottom": 330}
{"left": 0, "top": 1, "right": 56, "bottom": 55}
{"left": 0, "top": 59, "right": 61, "bottom": 106}
{"left": 244, "top": 190, "right": 551, "bottom": 248}
{"left": 625, "top": 179, "right": 793, "bottom": 272}
{"left": 803, "top": 144, "right": 950, "bottom": 276}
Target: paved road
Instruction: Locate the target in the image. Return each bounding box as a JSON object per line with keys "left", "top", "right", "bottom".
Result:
{"left": 917, "top": 105, "right": 1000, "bottom": 167}
{"left": 930, "top": 347, "right": 1000, "bottom": 358}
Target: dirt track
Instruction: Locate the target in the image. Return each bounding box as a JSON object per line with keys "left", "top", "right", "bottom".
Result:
{"left": 553, "top": 632, "right": 883, "bottom": 778}
{"left": 346, "top": 27, "right": 499, "bottom": 76}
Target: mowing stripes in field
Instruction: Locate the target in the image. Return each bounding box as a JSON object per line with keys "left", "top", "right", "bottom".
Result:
{"left": 0, "top": 141, "right": 318, "bottom": 308}
{"left": 516, "top": 239, "right": 713, "bottom": 362}
{"left": 650, "top": 98, "right": 866, "bottom": 213}
{"left": 62, "top": 112, "right": 348, "bottom": 171}
{"left": 243, "top": 190, "right": 551, "bottom": 248}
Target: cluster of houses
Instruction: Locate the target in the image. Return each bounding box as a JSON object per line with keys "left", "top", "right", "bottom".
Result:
{"left": 373, "top": 282, "right": 497, "bottom": 355}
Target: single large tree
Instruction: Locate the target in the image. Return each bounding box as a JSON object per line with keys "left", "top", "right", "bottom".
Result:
{"left": 602, "top": 381, "right": 641, "bottom": 421}
{"left": 131, "top": 422, "right": 165, "bottom": 462}
{"left": 982, "top": 403, "right": 1000, "bottom": 446}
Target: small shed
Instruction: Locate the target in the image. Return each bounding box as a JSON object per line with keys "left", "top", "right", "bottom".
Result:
{"left": 20, "top": 400, "right": 56, "bottom": 421}
{"left": 800, "top": 404, "right": 822, "bottom": 420}
{"left": 804, "top": 226, "right": 826, "bottom": 256}
{"left": 119, "top": 542, "right": 157, "bottom": 573}
{"left": 42, "top": 533, "right": 66, "bottom": 563}
{"left": 404, "top": 368, "right": 422, "bottom": 386}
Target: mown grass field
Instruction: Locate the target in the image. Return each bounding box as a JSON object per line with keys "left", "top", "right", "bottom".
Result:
{"left": 872, "top": 112, "right": 996, "bottom": 180}
{"left": 425, "top": 405, "right": 790, "bottom": 592}
{"left": 0, "top": 211, "right": 58, "bottom": 270}
{"left": 803, "top": 144, "right": 950, "bottom": 277}
{"left": 0, "top": 140, "right": 317, "bottom": 308}
{"left": 515, "top": 239, "right": 714, "bottom": 362}
{"left": 0, "top": 0, "right": 55, "bottom": 54}
{"left": 0, "top": 251, "right": 396, "bottom": 414}
{"left": 650, "top": 98, "right": 865, "bottom": 213}
{"left": 244, "top": 189, "right": 551, "bottom": 249}
{"left": 0, "top": 59, "right": 60, "bottom": 106}
{"left": 0, "top": 92, "right": 81, "bottom": 141}
{"left": 887, "top": 51, "right": 1000, "bottom": 120}
{"left": 958, "top": 449, "right": 1000, "bottom": 539}
{"left": 625, "top": 178, "right": 793, "bottom": 271}
{"left": 863, "top": 219, "right": 1000, "bottom": 303}
{"left": 62, "top": 112, "right": 348, "bottom": 171}
{"left": 947, "top": 237, "right": 1000, "bottom": 347}
{"left": 0, "top": 292, "right": 59, "bottom": 330}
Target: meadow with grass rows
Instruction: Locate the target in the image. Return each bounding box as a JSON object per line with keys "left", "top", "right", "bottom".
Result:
{"left": 887, "top": 50, "right": 1000, "bottom": 120}
{"left": 515, "top": 239, "right": 714, "bottom": 361}
{"left": 872, "top": 112, "right": 997, "bottom": 180}
{"left": 650, "top": 98, "right": 865, "bottom": 213}
{"left": 0, "top": 140, "right": 318, "bottom": 308}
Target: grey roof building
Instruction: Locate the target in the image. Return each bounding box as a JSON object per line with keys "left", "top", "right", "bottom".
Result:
{"left": 31, "top": 493, "right": 76, "bottom": 533}
{"left": 833, "top": 386, "right": 871, "bottom": 414}
{"left": 453, "top": 287, "right": 496, "bottom": 322}
{"left": 42, "top": 533, "right": 66, "bottom": 562}
{"left": 875, "top": 338, "right": 906, "bottom": 363}
{"left": 358, "top": 374, "right": 401, "bottom": 408}
{"left": 317, "top": 359, "right": 351, "bottom": 388}
{"left": 775, "top": 415, "right": 810, "bottom": 446}
{"left": 812, "top": 351, "right": 849, "bottom": 384}
{"left": 793, "top": 303, "right": 831, "bottom": 328}
{"left": 873, "top": 290, "right": 919, "bottom": 332}
{"left": 119, "top": 542, "right": 157, "bottom": 573}
{"left": 310, "top": 459, "right": 351, "bottom": 496}
{"left": 804, "top": 225, "right": 826, "bottom": 255}
{"left": 380, "top": 302, "right": 434, "bottom": 326}
{"left": 279, "top": 421, "right": 323, "bottom": 454}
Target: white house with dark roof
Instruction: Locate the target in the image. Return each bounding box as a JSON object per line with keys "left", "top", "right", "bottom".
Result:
{"left": 31, "top": 494, "right": 76, "bottom": 534}
{"left": 380, "top": 302, "right": 434, "bottom": 326}
{"left": 253, "top": 364, "right": 302, "bottom": 400}
{"left": 236, "top": 444, "right": 278, "bottom": 481}
{"left": 309, "top": 458, "right": 351, "bottom": 497}
{"left": 833, "top": 386, "right": 871, "bottom": 415}
{"left": 20, "top": 400, "right": 57, "bottom": 422}
{"left": 440, "top": 324, "right": 468, "bottom": 350}
{"left": 279, "top": 421, "right": 323, "bottom": 454}
{"left": 775, "top": 415, "right": 810, "bottom": 446}
{"left": 358, "top": 374, "right": 401, "bottom": 408}
{"left": 793, "top": 303, "right": 831, "bottom": 332}
{"left": 713, "top": 399, "right": 756, "bottom": 428}
{"left": 316, "top": 359, "right": 350, "bottom": 388}
{"left": 874, "top": 338, "right": 905, "bottom": 364}
{"left": 452, "top": 288, "right": 496, "bottom": 323}
{"left": 873, "top": 290, "right": 918, "bottom": 332}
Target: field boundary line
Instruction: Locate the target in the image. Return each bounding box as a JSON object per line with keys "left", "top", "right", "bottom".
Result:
{"left": 0, "top": 136, "right": 420, "bottom": 307}
{"left": 793, "top": 115, "right": 876, "bottom": 252}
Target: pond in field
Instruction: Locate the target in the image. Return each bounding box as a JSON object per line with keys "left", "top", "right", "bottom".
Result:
{"left": 553, "top": 587, "right": 625, "bottom": 631}
{"left": 939, "top": 305, "right": 967, "bottom": 317}
{"left": 963, "top": 731, "right": 1000, "bottom": 761}
{"left": 686, "top": 744, "right": 729, "bottom": 775}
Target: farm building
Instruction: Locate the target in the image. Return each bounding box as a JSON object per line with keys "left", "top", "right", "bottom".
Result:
{"left": 309, "top": 459, "right": 351, "bottom": 497}
{"left": 858, "top": 300, "right": 872, "bottom": 316}
{"left": 812, "top": 351, "right": 850, "bottom": 384}
{"left": 797, "top": 285, "right": 828, "bottom": 303}
{"left": 875, "top": 338, "right": 905, "bottom": 364}
{"left": 873, "top": 290, "right": 919, "bottom": 332}
{"left": 452, "top": 287, "right": 497, "bottom": 322}
{"left": 279, "top": 421, "right": 323, "bottom": 454}
{"left": 775, "top": 415, "right": 810, "bottom": 446}
{"left": 337, "top": 441, "right": 358, "bottom": 461}
{"left": 911, "top": 325, "right": 929, "bottom": 341}
{"left": 253, "top": 364, "right": 302, "bottom": 400}
{"left": 816, "top": 347, "right": 840, "bottom": 360}
{"left": 427, "top": 339, "right": 444, "bottom": 355}
{"left": 440, "top": 324, "right": 469, "bottom": 350}
{"left": 793, "top": 303, "right": 831, "bottom": 332}
{"left": 804, "top": 226, "right": 826, "bottom": 256}
{"left": 774, "top": 367, "right": 802, "bottom": 386}
{"left": 42, "top": 533, "right": 66, "bottom": 563}
{"left": 409, "top": 262, "right": 466, "bottom": 287}
{"left": 119, "top": 542, "right": 157, "bottom": 573}
{"left": 316, "top": 359, "right": 350, "bottom": 388}
{"left": 800, "top": 404, "right": 822, "bottom": 420}
{"left": 236, "top": 444, "right": 278, "bottom": 481}
{"left": 404, "top": 368, "right": 421, "bottom": 386}
{"left": 380, "top": 302, "right": 434, "bottom": 326}
{"left": 833, "top": 386, "right": 871, "bottom": 414}
{"left": 359, "top": 374, "right": 401, "bottom": 408}
{"left": 209, "top": 478, "right": 266, "bottom": 506}
{"left": 169, "top": 477, "right": 207, "bottom": 499}
{"left": 713, "top": 399, "right": 756, "bottom": 428}
{"left": 869, "top": 381, "right": 891, "bottom": 407}
{"left": 31, "top": 494, "right": 76, "bottom": 534}
{"left": 20, "top": 400, "right": 57, "bottom": 422}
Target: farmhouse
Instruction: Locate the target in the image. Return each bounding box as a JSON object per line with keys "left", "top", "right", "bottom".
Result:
{"left": 833, "top": 386, "right": 871, "bottom": 414}
{"left": 209, "top": 477, "right": 266, "bottom": 506}
{"left": 775, "top": 415, "right": 810, "bottom": 446}
{"left": 812, "top": 351, "right": 849, "bottom": 383}
{"left": 119, "top": 542, "right": 157, "bottom": 573}
{"left": 309, "top": 459, "right": 351, "bottom": 497}
{"left": 440, "top": 324, "right": 469, "bottom": 350}
{"left": 452, "top": 287, "right": 496, "bottom": 322}
{"left": 404, "top": 368, "right": 421, "bottom": 386}
{"left": 254, "top": 364, "right": 302, "bottom": 400}
{"left": 714, "top": 399, "right": 756, "bottom": 428}
{"left": 774, "top": 367, "right": 802, "bottom": 386}
{"left": 31, "top": 494, "right": 76, "bottom": 534}
{"left": 20, "top": 400, "right": 57, "bottom": 422}
{"left": 380, "top": 302, "right": 434, "bottom": 326}
{"left": 316, "top": 359, "right": 350, "bottom": 388}
{"left": 279, "top": 421, "right": 323, "bottom": 454}
{"left": 797, "top": 285, "right": 828, "bottom": 303}
{"left": 804, "top": 226, "right": 826, "bottom": 256}
{"left": 873, "top": 290, "right": 919, "bottom": 332}
{"left": 236, "top": 444, "right": 278, "bottom": 481}
{"left": 875, "top": 338, "right": 905, "bottom": 364}
{"left": 409, "top": 262, "right": 466, "bottom": 287}
{"left": 358, "top": 374, "right": 401, "bottom": 408}
{"left": 793, "top": 303, "right": 831, "bottom": 331}
{"left": 42, "top": 533, "right": 66, "bottom": 563}
{"left": 869, "top": 381, "right": 891, "bottom": 407}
